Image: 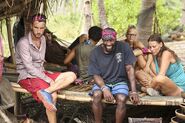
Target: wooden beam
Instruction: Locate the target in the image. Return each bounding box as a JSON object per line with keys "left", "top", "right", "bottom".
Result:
{"left": 6, "top": 18, "right": 16, "bottom": 64}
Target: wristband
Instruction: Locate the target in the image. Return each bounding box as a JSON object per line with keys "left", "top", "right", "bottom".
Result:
{"left": 101, "top": 85, "right": 108, "bottom": 91}
{"left": 141, "top": 47, "right": 149, "bottom": 54}
{"left": 130, "top": 91, "right": 137, "bottom": 95}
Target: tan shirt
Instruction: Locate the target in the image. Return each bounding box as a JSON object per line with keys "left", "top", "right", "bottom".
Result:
{"left": 15, "top": 32, "right": 53, "bottom": 83}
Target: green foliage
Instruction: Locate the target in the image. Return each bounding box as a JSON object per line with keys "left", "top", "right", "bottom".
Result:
{"left": 156, "top": 0, "right": 181, "bottom": 34}
{"left": 47, "top": 12, "right": 81, "bottom": 42}
{"left": 0, "top": 0, "right": 182, "bottom": 57}
{"left": 104, "top": 0, "right": 141, "bottom": 37}
{"left": 47, "top": 0, "right": 182, "bottom": 41}
{"left": 1, "top": 19, "right": 11, "bottom": 57}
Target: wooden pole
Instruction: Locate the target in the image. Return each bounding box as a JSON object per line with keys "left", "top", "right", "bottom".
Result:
{"left": 14, "top": 92, "right": 22, "bottom": 116}
{"left": 6, "top": 18, "right": 16, "bottom": 64}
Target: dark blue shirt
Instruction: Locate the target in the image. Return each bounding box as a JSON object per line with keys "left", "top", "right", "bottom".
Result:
{"left": 88, "top": 41, "right": 136, "bottom": 83}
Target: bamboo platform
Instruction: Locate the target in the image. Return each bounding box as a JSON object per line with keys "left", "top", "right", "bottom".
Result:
{"left": 4, "top": 40, "right": 185, "bottom": 107}
{"left": 10, "top": 82, "right": 184, "bottom": 106}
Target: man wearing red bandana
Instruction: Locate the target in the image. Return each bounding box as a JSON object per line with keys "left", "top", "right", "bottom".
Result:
{"left": 88, "top": 27, "right": 140, "bottom": 123}
{"left": 15, "top": 14, "right": 76, "bottom": 123}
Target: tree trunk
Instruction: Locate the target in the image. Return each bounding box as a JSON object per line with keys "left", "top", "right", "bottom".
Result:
{"left": 82, "top": 0, "right": 92, "bottom": 34}
{"left": 72, "top": 0, "right": 77, "bottom": 14}
{"left": 137, "top": 0, "right": 156, "bottom": 46}
{"left": 98, "top": 0, "right": 109, "bottom": 29}
{"left": 77, "top": 0, "right": 84, "bottom": 13}
{"left": 61, "top": 0, "right": 67, "bottom": 15}
{"left": 181, "top": 0, "right": 185, "bottom": 25}
{"left": 6, "top": 18, "right": 16, "bottom": 64}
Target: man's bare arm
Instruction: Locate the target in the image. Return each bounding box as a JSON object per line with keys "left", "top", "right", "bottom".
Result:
{"left": 125, "top": 64, "right": 137, "bottom": 92}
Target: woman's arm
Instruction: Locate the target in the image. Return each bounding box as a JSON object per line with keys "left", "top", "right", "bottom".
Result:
{"left": 146, "top": 54, "right": 153, "bottom": 67}
{"left": 158, "top": 50, "right": 172, "bottom": 75}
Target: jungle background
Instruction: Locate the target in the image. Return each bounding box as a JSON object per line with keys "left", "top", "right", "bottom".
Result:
{"left": 0, "top": 0, "right": 184, "bottom": 123}
{"left": 0, "top": 0, "right": 183, "bottom": 57}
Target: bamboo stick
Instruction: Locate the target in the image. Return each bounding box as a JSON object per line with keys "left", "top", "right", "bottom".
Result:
{"left": 12, "top": 88, "right": 28, "bottom": 93}
{"left": 0, "top": 109, "right": 12, "bottom": 123}
{"left": 11, "top": 82, "right": 21, "bottom": 88}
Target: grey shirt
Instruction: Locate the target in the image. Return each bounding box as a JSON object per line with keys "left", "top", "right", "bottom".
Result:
{"left": 15, "top": 32, "right": 53, "bottom": 83}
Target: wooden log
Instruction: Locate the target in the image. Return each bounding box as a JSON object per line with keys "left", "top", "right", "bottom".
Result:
{"left": 4, "top": 63, "right": 16, "bottom": 69}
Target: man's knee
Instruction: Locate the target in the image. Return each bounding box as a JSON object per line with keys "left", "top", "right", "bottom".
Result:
{"left": 116, "top": 94, "right": 127, "bottom": 105}
{"left": 69, "top": 71, "right": 77, "bottom": 79}
{"left": 59, "top": 71, "right": 77, "bottom": 82}
{"left": 93, "top": 91, "right": 102, "bottom": 103}
{"left": 66, "top": 71, "right": 77, "bottom": 80}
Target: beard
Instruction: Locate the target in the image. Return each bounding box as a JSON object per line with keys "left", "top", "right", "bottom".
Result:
{"left": 32, "top": 32, "right": 42, "bottom": 39}
{"left": 35, "top": 33, "right": 42, "bottom": 38}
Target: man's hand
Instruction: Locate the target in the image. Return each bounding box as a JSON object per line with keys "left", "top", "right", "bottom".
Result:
{"left": 102, "top": 88, "right": 115, "bottom": 102}
{"left": 129, "top": 92, "right": 140, "bottom": 105}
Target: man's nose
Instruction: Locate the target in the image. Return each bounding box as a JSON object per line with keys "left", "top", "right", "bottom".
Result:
{"left": 37, "top": 29, "right": 43, "bottom": 33}
{"left": 106, "top": 41, "right": 113, "bottom": 45}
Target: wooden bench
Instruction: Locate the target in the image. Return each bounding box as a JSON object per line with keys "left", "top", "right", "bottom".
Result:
{"left": 10, "top": 81, "right": 184, "bottom": 106}
{"left": 4, "top": 41, "right": 185, "bottom": 116}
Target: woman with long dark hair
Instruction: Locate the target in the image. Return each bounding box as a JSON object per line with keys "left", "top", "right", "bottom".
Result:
{"left": 136, "top": 34, "right": 185, "bottom": 96}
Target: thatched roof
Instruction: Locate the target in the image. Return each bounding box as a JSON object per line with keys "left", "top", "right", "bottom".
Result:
{"left": 0, "top": 0, "right": 50, "bottom": 20}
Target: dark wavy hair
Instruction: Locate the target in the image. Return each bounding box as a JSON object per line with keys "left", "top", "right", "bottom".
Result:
{"left": 148, "top": 34, "right": 179, "bottom": 61}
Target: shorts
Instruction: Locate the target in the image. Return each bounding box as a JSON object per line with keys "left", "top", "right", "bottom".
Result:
{"left": 89, "top": 82, "right": 129, "bottom": 96}
{"left": 19, "top": 71, "right": 61, "bottom": 102}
